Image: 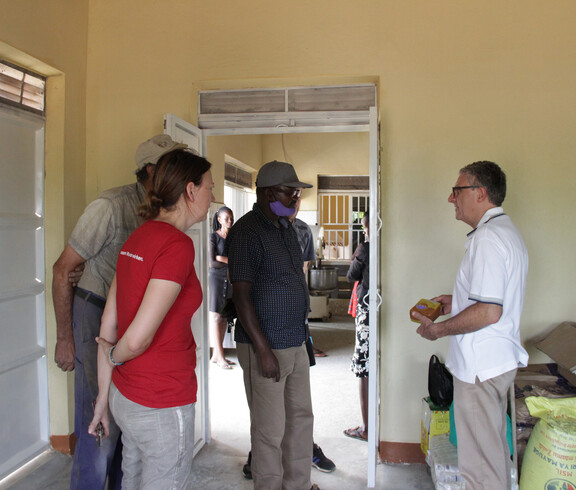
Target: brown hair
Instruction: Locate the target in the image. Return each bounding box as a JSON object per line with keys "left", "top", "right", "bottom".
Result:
{"left": 139, "top": 149, "right": 212, "bottom": 220}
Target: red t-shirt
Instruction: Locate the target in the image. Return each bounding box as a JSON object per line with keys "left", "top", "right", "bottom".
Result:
{"left": 112, "top": 220, "right": 202, "bottom": 408}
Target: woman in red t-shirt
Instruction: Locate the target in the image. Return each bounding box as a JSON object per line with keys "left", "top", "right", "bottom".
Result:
{"left": 89, "top": 149, "right": 214, "bottom": 489}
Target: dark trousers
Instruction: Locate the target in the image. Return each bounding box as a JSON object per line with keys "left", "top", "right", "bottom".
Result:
{"left": 70, "top": 289, "right": 122, "bottom": 490}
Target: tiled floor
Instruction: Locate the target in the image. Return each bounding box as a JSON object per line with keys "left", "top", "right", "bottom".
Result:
{"left": 1, "top": 315, "right": 434, "bottom": 489}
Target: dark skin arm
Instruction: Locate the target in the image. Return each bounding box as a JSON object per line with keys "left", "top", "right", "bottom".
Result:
{"left": 232, "top": 280, "right": 280, "bottom": 381}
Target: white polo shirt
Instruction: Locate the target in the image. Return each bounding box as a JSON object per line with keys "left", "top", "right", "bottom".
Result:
{"left": 446, "top": 207, "right": 529, "bottom": 383}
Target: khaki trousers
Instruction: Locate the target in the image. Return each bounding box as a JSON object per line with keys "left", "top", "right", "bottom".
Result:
{"left": 237, "top": 342, "right": 314, "bottom": 490}
{"left": 454, "top": 369, "right": 516, "bottom": 490}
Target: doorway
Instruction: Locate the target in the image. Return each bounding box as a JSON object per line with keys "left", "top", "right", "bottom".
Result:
{"left": 165, "top": 81, "right": 380, "bottom": 486}
{"left": 201, "top": 101, "right": 381, "bottom": 486}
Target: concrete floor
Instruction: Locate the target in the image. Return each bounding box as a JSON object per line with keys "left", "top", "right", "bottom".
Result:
{"left": 1, "top": 315, "right": 434, "bottom": 489}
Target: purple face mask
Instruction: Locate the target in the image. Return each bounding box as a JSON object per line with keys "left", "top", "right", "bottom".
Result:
{"left": 270, "top": 200, "right": 295, "bottom": 217}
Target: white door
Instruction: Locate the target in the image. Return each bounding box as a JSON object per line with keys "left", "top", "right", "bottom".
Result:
{"left": 0, "top": 104, "right": 49, "bottom": 479}
{"left": 164, "top": 114, "right": 209, "bottom": 455}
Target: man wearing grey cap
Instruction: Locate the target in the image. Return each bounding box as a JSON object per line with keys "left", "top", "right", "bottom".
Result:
{"left": 226, "top": 161, "right": 317, "bottom": 490}
{"left": 52, "top": 134, "right": 186, "bottom": 490}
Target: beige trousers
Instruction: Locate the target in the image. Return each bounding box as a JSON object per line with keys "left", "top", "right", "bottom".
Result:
{"left": 237, "top": 342, "right": 314, "bottom": 490}
{"left": 454, "top": 369, "right": 516, "bottom": 490}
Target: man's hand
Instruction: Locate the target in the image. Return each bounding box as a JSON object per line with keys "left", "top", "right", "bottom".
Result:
{"left": 55, "top": 338, "right": 75, "bottom": 371}
{"left": 232, "top": 281, "right": 281, "bottom": 381}
{"left": 68, "top": 263, "right": 86, "bottom": 287}
{"left": 416, "top": 300, "right": 502, "bottom": 340}
{"left": 432, "top": 295, "right": 452, "bottom": 316}
{"left": 53, "top": 245, "right": 85, "bottom": 373}
{"left": 258, "top": 349, "right": 281, "bottom": 382}
{"left": 415, "top": 313, "right": 443, "bottom": 341}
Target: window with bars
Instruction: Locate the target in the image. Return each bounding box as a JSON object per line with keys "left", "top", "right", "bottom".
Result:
{"left": 0, "top": 61, "right": 45, "bottom": 115}
{"left": 318, "top": 176, "right": 369, "bottom": 261}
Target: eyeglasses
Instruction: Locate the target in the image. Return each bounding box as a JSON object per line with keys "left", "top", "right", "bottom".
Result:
{"left": 451, "top": 186, "right": 479, "bottom": 198}
{"left": 273, "top": 186, "right": 302, "bottom": 199}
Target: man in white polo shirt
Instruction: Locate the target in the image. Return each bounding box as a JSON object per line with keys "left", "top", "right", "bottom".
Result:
{"left": 413, "top": 161, "right": 529, "bottom": 490}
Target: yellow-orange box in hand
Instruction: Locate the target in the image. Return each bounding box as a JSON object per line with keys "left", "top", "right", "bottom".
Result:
{"left": 410, "top": 299, "right": 442, "bottom": 323}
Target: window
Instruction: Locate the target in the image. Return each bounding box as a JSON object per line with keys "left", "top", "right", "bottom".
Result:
{"left": 224, "top": 182, "right": 255, "bottom": 221}
{"left": 318, "top": 176, "right": 369, "bottom": 261}
{"left": 223, "top": 159, "right": 256, "bottom": 220}
{"left": 0, "top": 61, "right": 45, "bottom": 115}
{"left": 225, "top": 162, "right": 252, "bottom": 188}
{"left": 198, "top": 84, "right": 376, "bottom": 130}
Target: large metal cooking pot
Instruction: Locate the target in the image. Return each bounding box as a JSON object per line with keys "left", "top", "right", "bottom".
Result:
{"left": 309, "top": 267, "right": 338, "bottom": 291}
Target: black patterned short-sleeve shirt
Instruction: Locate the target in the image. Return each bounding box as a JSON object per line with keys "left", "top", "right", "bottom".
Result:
{"left": 225, "top": 204, "right": 310, "bottom": 349}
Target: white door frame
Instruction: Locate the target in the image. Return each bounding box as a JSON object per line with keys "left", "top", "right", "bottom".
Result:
{"left": 200, "top": 106, "right": 381, "bottom": 487}
{"left": 164, "top": 114, "right": 210, "bottom": 456}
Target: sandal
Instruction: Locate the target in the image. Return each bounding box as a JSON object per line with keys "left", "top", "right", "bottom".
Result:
{"left": 343, "top": 426, "right": 367, "bottom": 441}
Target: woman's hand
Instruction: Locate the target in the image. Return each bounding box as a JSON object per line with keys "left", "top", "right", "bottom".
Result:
{"left": 87, "top": 337, "right": 116, "bottom": 440}
{"left": 94, "top": 336, "right": 115, "bottom": 366}
{"left": 88, "top": 395, "right": 111, "bottom": 440}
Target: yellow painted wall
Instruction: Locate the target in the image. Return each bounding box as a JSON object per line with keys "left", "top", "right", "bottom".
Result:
{"left": 0, "top": 0, "right": 89, "bottom": 435}
{"left": 4, "top": 0, "right": 576, "bottom": 448}
{"left": 206, "top": 134, "right": 263, "bottom": 203}
{"left": 261, "top": 133, "right": 369, "bottom": 213}
{"left": 83, "top": 0, "right": 576, "bottom": 445}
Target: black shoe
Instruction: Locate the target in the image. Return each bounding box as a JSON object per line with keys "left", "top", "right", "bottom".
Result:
{"left": 312, "top": 443, "right": 336, "bottom": 473}
{"left": 242, "top": 451, "right": 252, "bottom": 480}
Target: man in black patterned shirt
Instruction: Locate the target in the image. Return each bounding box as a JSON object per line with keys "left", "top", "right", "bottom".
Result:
{"left": 227, "top": 160, "right": 316, "bottom": 490}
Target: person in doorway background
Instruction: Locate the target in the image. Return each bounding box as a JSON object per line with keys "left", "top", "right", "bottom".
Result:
{"left": 52, "top": 134, "right": 186, "bottom": 490}
{"left": 414, "top": 161, "right": 529, "bottom": 489}
{"left": 289, "top": 194, "right": 335, "bottom": 472}
{"left": 289, "top": 198, "right": 327, "bottom": 358}
{"left": 88, "top": 149, "right": 215, "bottom": 489}
{"left": 209, "top": 206, "right": 235, "bottom": 369}
{"left": 343, "top": 211, "right": 370, "bottom": 442}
